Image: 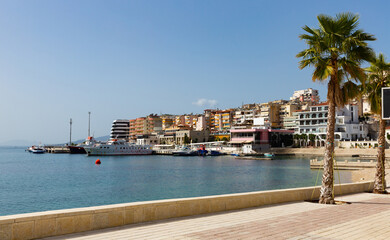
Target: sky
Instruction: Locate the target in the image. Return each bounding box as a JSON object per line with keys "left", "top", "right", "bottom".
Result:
{"left": 0, "top": 0, "right": 390, "bottom": 145}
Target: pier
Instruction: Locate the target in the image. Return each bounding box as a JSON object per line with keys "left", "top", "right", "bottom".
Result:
{"left": 309, "top": 158, "right": 381, "bottom": 169}
{"left": 45, "top": 146, "right": 70, "bottom": 154}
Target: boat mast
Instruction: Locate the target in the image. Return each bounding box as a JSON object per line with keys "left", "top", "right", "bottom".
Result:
{"left": 69, "top": 118, "right": 72, "bottom": 145}
{"left": 88, "top": 111, "right": 91, "bottom": 137}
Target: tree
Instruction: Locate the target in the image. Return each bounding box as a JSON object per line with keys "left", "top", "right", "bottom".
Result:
{"left": 297, "top": 13, "right": 375, "bottom": 203}
{"left": 309, "top": 134, "right": 316, "bottom": 146}
{"left": 301, "top": 134, "right": 308, "bottom": 147}
{"left": 364, "top": 53, "right": 390, "bottom": 194}
{"left": 183, "top": 134, "right": 191, "bottom": 145}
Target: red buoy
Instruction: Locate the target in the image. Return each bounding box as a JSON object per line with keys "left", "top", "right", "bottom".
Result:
{"left": 95, "top": 159, "right": 101, "bottom": 165}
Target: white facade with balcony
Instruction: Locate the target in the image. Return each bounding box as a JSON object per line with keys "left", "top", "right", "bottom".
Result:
{"left": 295, "top": 104, "right": 368, "bottom": 142}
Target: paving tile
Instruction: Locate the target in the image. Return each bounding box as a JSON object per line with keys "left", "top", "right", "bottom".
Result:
{"left": 42, "top": 190, "right": 390, "bottom": 240}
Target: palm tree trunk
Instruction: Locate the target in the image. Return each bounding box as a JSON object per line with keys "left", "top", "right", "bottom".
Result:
{"left": 373, "top": 116, "right": 387, "bottom": 193}
{"left": 319, "top": 84, "right": 336, "bottom": 204}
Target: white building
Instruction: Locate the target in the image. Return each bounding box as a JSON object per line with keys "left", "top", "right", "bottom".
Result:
{"left": 290, "top": 88, "right": 320, "bottom": 104}
{"left": 233, "top": 109, "right": 257, "bottom": 125}
{"left": 110, "top": 119, "right": 130, "bottom": 141}
{"left": 295, "top": 103, "right": 368, "bottom": 145}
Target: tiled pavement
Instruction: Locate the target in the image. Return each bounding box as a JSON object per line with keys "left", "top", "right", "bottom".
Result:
{"left": 44, "top": 191, "right": 390, "bottom": 240}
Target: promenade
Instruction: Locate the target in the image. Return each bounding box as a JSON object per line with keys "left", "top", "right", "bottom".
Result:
{"left": 45, "top": 190, "right": 390, "bottom": 240}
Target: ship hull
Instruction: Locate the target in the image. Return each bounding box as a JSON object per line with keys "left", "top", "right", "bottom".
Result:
{"left": 84, "top": 145, "right": 152, "bottom": 156}
{"left": 68, "top": 146, "right": 87, "bottom": 154}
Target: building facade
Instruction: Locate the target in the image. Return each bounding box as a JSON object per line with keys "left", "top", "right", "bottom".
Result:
{"left": 110, "top": 119, "right": 130, "bottom": 141}
{"left": 295, "top": 103, "right": 368, "bottom": 144}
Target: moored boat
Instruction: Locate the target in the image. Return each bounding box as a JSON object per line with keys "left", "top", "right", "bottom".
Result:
{"left": 30, "top": 146, "right": 46, "bottom": 154}
{"left": 68, "top": 136, "right": 97, "bottom": 154}
{"left": 172, "top": 146, "right": 197, "bottom": 156}
{"left": 84, "top": 139, "right": 152, "bottom": 156}
{"left": 264, "top": 153, "right": 275, "bottom": 158}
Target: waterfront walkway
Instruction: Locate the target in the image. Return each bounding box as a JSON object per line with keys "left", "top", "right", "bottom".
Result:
{"left": 44, "top": 190, "right": 390, "bottom": 240}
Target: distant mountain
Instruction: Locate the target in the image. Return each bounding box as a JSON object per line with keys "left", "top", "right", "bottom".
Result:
{"left": 0, "top": 139, "right": 36, "bottom": 147}
{"left": 0, "top": 135, "right": 111, "bottom": 147}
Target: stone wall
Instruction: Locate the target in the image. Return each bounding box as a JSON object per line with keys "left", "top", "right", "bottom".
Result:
{"left": 0, "top": 181, "right": 373, "bottom": 240}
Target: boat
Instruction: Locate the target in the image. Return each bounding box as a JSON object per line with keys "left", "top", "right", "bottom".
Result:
{"left": 264, "top": 153, "right": 275, "bottom": 158}
{"left": 84, "top": 139, "right": 152, "bottom": 156}
{"left": 208, "top": 150, "right": 222, "bottom": 156}
{"left": 68, "top": 136, "right": 97, "bottom": 154}
{"left": 29, "top": 146, "right": 46, "bottom": 154}
{"left": 196, "top": 145, "right": 208, "bottom": 156}
{"left": 172, "top": 146, "right": 197, "bottom": 156}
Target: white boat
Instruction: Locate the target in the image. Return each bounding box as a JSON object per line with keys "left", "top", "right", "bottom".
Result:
{"left": 28, "top": 146, "right": 46, "bottom": 154}
{"left": 84, "top": 139, "right": 152, "bottom": 156}
{"left": 172, "top": 146, "right": 196, "bottom": 156}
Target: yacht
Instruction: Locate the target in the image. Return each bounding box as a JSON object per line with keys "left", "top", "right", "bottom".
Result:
{"left": 84, "top": 139, "right": 152, "bottom": 156}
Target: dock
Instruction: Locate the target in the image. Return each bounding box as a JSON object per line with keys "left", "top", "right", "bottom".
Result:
{"left": 235, "top": 156, "right": 273, "bottom": 160}
{"left": 310, "top": 158, "right": 379, "bottom": 169}
{"left": 45, "top": 146, "right": 70, "bottom": 153}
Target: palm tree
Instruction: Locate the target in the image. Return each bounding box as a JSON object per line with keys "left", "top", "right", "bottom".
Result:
{"left": 297, "top": 13, "right": 375, "bottom": 204}
{"left": 365, "top": 53, "right": 390, "bottom": 194}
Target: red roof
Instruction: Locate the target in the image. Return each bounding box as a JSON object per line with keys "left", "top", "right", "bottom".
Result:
{"left": 312, "top": 102, "right": 328, "bottom": 107}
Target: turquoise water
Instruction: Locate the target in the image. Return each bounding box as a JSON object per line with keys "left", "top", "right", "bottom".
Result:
{"left": 0, "top": 147, "right": 351, "bottom": 216}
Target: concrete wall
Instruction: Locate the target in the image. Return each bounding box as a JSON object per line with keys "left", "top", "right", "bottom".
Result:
{"left": 0, "top": 181, "right": 373, "bottom": 240}
{"left": 272, "top": 147, "right": 390, "bottom": 157}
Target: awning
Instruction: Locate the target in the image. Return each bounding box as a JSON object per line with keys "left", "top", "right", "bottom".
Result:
{"left": 229, "top": 140, "right": 254, "bottom": 144}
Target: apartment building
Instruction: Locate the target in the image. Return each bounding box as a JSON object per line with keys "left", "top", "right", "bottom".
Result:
{"left": 258, "top": 102, "right": 281, "bottom": 128}
{"left": 280, "top": 102, "right": 300, "bottom": 128}
{"left": 290, "top": 88, "right": 320, "bottom": 104}
{"left": 129, "top": 115, "right": 162, "bottom": 141}
{"left": 161, "top": 115, "right": 175, "bottom": 130}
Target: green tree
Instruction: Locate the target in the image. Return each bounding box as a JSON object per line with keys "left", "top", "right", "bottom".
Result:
{"left": 309, "top": 134, "right": 316, "bottom": 146}
{"left": 297, "top": 13, "right": 375, "bottom": 203}
{"left": 364, "top": 53, "right": 390, "bottom": 194}
{"left": 183, "top": 134, "right": 191, "bottom": 144}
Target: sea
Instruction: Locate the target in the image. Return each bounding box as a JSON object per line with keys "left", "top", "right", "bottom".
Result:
{"left": 0, "top": 146, "right": 352, "bottom": 216}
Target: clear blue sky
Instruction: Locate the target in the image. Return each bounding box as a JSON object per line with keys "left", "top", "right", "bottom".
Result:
{"left": 0, "top": 0, "right": 389, "bottom": 145}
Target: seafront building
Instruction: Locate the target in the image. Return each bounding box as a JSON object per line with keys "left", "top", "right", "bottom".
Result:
{"left": 108, "top": 87, "right": 382, "bottom": 149}
{"left": 129, "top": 115, "right": 162, "bottom": 142}
{"left": 294, "top": 102, "right": 368, "bottom": 146}
{"left": 229, "top": 118, "right": 294, "bottom": 153}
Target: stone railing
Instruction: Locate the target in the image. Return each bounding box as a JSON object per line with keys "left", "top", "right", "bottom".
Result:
{"left": 0, "top": 181, "right": 373, "bottom": 240}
